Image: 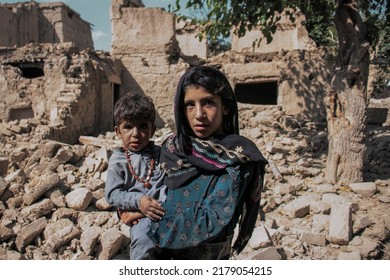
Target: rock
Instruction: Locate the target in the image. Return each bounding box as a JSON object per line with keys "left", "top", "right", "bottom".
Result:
{"left": 85, "top": 178, "right": 105, "bottom": 191}
{"left": 15, "top": 217, "right": 47, "bottom": 253}
{"left": 23, "top": 173, "right": 60, "bottom": 205}
{"left": 80, "top": 226, "right": 103, "bottom": 256}
{"left": 65, "top": 188, "right": 93, "bottom": 211}
{"left": 20, "top": 199, "right": 55, "bottom": 220}
{"left": 97, "top": 228, "right": 124, "bottom": 260}
{"left": 283, "top": 196, "right": 312, "bottom": 218}
{"left": 252, "top": 247, "right": 283, "bottom": 260}
{"left": 349, "top": 182, "right": 377, "bottom": 198}
{"left": 248, "top": 225, "right": 273, "bottom": 249}
{"left": 300, "top": 232, "right": 326, "bottom": 246}
{"left": 347, "top": 236, "right": 381, "bottom": 259}
{"left": 328, "top": 204, "right": 352, "bottom": 245}
{"left": 1, "top": 99, "right": 389, "bottom": 260}
{"left": 0, "top": 157, "right": 9, "bottom": 176}
{"left": 338, "top": 251, "right": 361, "bottom": 260}
{"left": 0, "top": 176, "right": 8, "bottom": 197}
{"left": 54, "top": 146, "right": 74, "bottom": 163}
{"left": 0, "top": 224, "right": 15, "bottom": 242}
{"left": 43, "top": 219, "right": 81, "bottom": 253}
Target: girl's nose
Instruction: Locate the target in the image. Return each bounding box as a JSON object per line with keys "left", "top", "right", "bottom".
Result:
{"left": 195, "top": 105, "right": 205, "bottom": 119}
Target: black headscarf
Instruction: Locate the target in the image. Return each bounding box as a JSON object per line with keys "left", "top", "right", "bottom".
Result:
{"left": 161, "top": 66, "right": 267, "bottom": 189}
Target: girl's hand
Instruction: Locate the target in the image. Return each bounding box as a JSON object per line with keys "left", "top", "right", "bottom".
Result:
{"left": 139, "top": 196, "right": 165, "bottom": 221}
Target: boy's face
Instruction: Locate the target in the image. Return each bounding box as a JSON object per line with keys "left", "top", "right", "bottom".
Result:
{"left": 115, "top": 119, "right": 156, "bottom": 152}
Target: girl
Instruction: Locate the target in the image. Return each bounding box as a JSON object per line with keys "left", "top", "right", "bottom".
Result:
{"left": 147, "top": 66, "right": 268, "bottom": 259}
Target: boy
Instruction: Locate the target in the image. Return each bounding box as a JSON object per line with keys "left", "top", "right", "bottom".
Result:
{"left": 105, "top": 93, "right": 166, "bottom": 259}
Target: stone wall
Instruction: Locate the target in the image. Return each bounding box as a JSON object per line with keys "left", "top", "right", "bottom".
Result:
{"left": 111, "top": 3, "right": 184, "bottom": 127}
{"left": 231, "top": 9, "right": 316, "bottom": 53}
{"left": 223, "top": 49, "right": 332, "bottom": 121}
{"left": 176, "top": 19, "right": 207, "bottom": 59}
{"left": 0, "top": 2, "right": 40, "bottom": 48}
{"left": 0, "top": 2, "right": 93, "bottom": 50}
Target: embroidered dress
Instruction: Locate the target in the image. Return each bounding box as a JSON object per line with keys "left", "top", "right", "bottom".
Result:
{"left": 147, "top": 134, "right": 267, "bottom": 257}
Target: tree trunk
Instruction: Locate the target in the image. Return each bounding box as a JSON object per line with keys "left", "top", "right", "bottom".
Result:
{"left": 325, "top": 0, "right": 370, "bottom": 185}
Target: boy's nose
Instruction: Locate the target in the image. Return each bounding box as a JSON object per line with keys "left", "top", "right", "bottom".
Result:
{"left": 132, "top": 127, "right": 140, "bottom": 136}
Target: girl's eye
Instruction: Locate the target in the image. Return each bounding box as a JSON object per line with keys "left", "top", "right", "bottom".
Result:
{"left": 185, "top": 102, "right": 194, "bottom": 109}
{"left": 204, "top": 99, "right": 215, "bottom": 106}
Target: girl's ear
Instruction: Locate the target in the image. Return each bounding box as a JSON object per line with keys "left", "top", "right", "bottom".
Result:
{"left": 223, "top": 107, "right": 230, "bottom": 116}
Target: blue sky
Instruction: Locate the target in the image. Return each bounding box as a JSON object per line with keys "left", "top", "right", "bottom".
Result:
{"left": 0, "top": 0, "right": 178, "bottom": 51}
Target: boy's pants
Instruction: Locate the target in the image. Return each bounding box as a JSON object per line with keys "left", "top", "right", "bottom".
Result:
{"left": 130, "top": 217, "right": 160, "bottom": 260}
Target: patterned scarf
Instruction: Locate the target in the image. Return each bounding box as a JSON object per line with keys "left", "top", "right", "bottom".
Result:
{"left": 161, "top": 133, "right": 267, "bottom": 189}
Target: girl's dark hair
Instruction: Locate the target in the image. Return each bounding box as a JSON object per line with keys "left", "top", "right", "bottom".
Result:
{"left": 114, "top": 93, "right": 156, "bottom": 126}
{"left": 176, "top": 66, "right": 239, "bottom": 136}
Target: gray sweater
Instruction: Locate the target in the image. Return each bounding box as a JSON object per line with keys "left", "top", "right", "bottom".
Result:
{"left": 105, "top": 143, "right": 165, "bottom": 210}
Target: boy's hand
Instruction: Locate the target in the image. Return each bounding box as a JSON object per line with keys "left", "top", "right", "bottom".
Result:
{"left": 117, "top": 209, "right": 145, "bottom": 226}
{"left": 139, "top": 196, "right": 165, "bottom": 221}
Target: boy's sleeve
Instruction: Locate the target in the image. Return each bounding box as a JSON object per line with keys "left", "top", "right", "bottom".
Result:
{"left": 104, "top": 158, "right": 144, "bottom": 210}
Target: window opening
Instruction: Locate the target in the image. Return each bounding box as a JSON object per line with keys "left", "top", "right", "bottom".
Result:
{"left": 235, "top": 81, "right": 278, "bottom": 105}
{"left": 10, "top": 62, "right": 44, "bottom": 78}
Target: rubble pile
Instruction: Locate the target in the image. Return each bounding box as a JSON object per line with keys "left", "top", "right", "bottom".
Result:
{"left": 0, "top": 108, "right": 389, "bottom": 260}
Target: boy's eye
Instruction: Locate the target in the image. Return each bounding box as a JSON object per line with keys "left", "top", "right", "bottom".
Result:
{"left": 123, "top": 123, "right": 133, "bottom": 129}
{"left": 140, "top": 123, "right": 149, "bottom": 129}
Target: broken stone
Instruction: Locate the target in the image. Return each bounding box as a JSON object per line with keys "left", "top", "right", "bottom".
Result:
{"left": 43, "top": 218, "right": 80, "bottom": 253}
{"left": 97, "top": 228, "right": 124, "bottom": 260}
{"left": 349, "top": 182, "right": 377, "bottom": 198}
{"left": 283, "top": 196, "right": 311, "bottom": 218}
{"left": 0, "top": 224, "right": 15, "bottom": 242}
{"left": 338, "top": 251, "right": 361, "bottom": 260}
{"left": 65, "top": 188, "right": 93, "bottom": 211}
{"left": 300, "top": 232, "right": 326, "bottom": 246}
{"left": 0, "top": 157, "right": 9, "bottom": 178}
{"left": 15, "top": 217, "right": 47, "bottom": 253}
{"left": 251, "top": 247, "right": 283, "bottom": 260}
{"left": 80, "top": 226, "right": 103, "bottom": 256}
{"left": 248, "top": 225, "right": 273, "bottom": 250}
{"left": 20, "top": 198, "right": 55, "bottom": 220}
{"left": 23, "top": 173, "right": 60, "bottom": 205}
{"left": 328, "top": 204, "right": 352, "bottom": 245}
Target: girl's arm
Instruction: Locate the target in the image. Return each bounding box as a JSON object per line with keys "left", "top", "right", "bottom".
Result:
{"left": 232, "top": 162, "right": 265, "bottom": 255}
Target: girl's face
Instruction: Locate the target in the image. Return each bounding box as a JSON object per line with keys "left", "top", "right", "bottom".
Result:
{"left": 184, "top": 85, "right": 228, "bottom": 138}
{"left": 115, "top": 119, "right": 155, "bottom": 152}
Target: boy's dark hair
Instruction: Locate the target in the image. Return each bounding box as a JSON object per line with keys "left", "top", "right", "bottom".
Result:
{"left": 114, "top": 93, "right": 156, "bottom": 126}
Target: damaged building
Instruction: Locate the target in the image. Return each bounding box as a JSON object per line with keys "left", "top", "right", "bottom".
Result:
{"left": 1, "top": 0, "right": 390, "bottom": 262}
{"left": 0, "top": 1, "right": 122, "bottom": 144}
{"left": 110, "top": 0, "right": 331, "bottom": 127}
{"left": 1, "top": 0, "right": 333, "bottom": 144}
